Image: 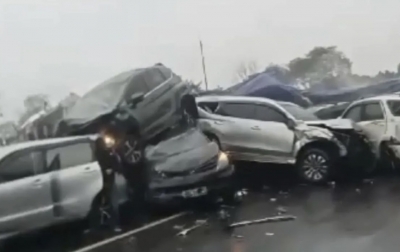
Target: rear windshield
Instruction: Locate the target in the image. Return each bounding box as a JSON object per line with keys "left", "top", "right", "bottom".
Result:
{"left": 387, "top": 100, "right": 400, "bottom": 116}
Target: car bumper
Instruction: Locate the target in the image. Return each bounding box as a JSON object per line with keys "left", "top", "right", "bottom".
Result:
{"left": 146, "top": 165, "right": 235, "bottom": 205}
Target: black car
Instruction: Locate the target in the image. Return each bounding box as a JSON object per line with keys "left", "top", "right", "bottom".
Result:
{"left": 144, "top": 124, "right": 235, "bottom": 206}
{"left": 56, "top": 64, "right": 193, "bottom": 165}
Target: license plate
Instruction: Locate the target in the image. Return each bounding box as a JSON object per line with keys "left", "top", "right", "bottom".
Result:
{"left": 181, "top": 187, "right": 208, "bottom": 198}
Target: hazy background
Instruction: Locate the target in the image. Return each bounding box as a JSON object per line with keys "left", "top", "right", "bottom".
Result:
{"left": 1, "top": 0, "right": 399, "bottom": 120}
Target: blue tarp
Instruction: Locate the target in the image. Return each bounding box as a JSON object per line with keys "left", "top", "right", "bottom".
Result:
{"left": 230, "top": 71, "right": 311, "bottom": 107}
{"left": 306, "top": 78, "right": 400, "bottom": 105}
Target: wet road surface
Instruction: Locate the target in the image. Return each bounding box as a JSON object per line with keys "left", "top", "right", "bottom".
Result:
{"left": 93, "top": 176, "right": 400, "bottom": 252}
{"left": 5, "top": 164, "right": 400, "bottom": 252}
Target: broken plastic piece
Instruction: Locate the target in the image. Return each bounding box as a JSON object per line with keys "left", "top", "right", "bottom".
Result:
{"left": 229, "top": 215, "right": 296, "bottom": 228}
{"left": 173, "top": 225, "right": 185, "bottom": 230}
{"left": 277, "top": 206, "right": 287, "bottom": 214}
{"left": 177, "top": 219, "right": 208, "bottom": 237}
{"left": 270, "top": 198, "right": 277, "bottom": 202}
{"left": 265, "top": 232, "right": 275, "bottom": 236}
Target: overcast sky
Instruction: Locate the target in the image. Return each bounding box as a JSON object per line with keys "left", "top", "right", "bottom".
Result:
{"left": 0, "top": 0, "right": 399, "bottom": 121}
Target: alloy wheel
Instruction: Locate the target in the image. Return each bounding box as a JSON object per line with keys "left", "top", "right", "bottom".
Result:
{"left": 301, "top": 152, "right": 329, "bottom": 182}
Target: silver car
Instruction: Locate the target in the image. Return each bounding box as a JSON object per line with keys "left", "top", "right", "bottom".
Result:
{"left": 0, "top": 135, "right": 128, "bottom": 240}
{"left": 195, "top": 96, "right": 352, "bottom": 183}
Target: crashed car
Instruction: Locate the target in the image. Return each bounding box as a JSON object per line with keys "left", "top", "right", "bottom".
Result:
{"left": 339, "top": 95, "right": 400, "bottom": 169}
{"left": 312, "top": 102, "right": 351, "bottom": 120}
{"left": 144, "top": 123, "right": 235, "bottom": 206}
{"left": 0, "top": 135, "right": 128, "bottom": 241}
{"left": 55, "top": 64, "right": 192, "bottom": 166}
{"left": 196, "top": 96, "right": 375, "bottom": 183}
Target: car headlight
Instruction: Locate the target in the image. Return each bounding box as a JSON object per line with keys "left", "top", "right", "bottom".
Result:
{"left": 102, "top": 134, "right": 116, "bottom": 148}
{"left": 217, "top": 151, "right": 229, "bottom": 170}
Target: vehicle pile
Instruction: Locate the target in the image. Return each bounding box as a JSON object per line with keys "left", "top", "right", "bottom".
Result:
{"left": 2, "top": 63, "right": 400, "bottom": 242}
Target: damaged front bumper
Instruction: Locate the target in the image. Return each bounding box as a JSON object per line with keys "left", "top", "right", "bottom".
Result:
{"left": 146, "top": 164, "right": 235, "bottom": 205}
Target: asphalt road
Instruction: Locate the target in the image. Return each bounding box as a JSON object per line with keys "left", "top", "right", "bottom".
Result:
{"left": 5, "top": 164, "right": 400, "bottom": 252}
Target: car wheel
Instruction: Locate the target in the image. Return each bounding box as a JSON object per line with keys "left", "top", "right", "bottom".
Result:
{"left": 297, "top": 148, "right": 333, "bottom": 184}
{"left": 120, "top": 135, "right": 144, "bottom": 165}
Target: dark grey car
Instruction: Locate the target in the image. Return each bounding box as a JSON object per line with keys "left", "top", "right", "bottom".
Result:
{"left": 56, "top": 64, "right": 193, "bottom": 165}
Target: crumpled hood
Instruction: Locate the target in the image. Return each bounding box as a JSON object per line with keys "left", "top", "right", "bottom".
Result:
{"left": 145, "top": 127, "right": 219, "bottom": 173}
{"left": 305, "top": 118, "right": 354, "bottom": 130}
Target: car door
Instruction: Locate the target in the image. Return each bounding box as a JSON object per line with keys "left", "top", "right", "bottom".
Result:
{"left": 46, "top": 141, "right": 102, "bottom": 221}
{"left": 253, "top": 104, "right": 295, "bottom": 163}
{"left": 212, "top": 102, "right": 260, "bottom": 156}
{"left": 343, "top": 102, "right": 386, "bottom": 151}
{"left": 0, "top": 149, "right": 53, "bottom": 236}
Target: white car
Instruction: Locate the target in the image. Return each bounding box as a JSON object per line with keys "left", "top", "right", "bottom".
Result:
{"left": 0, "top": 135, "right": 128, "bottom": 240}
{"left": 339, "top": 95, "right": 400, "bottom": 167}
{"left": 196, "top": 96, "right": 374, "bottom": 183}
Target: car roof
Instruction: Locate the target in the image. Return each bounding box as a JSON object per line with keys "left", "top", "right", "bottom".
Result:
{"left": 196, "top": 95, "right": 282, "bottom": 106}
{"left": 0, "top": 135, "right": 98, "bottom": 160}
{"left": 353, "top": 95, "right": 400, "bottom": 103}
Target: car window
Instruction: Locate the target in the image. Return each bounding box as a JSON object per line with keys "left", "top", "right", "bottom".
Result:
{"left": 0, "top": 151, "right": 43, "bottom": 184}
{"left": 387, "top": 100, "right": 400, "bottom": 116}
{"left": 279, "top": 103, "right": 318, "bottom": 121}
{"left": 144, "top": 69, "right": 167, "bottom": 90}
{"left": 46, "top": 142, "right": 94, "bottom": 171}
{"left": 124, "top": 74, "right": 149, "bottom": 99}
{"left": 343, "top": 105, "right": 362, "bottom": 122}
{"left": 254, "top": 105, "right": 287, "bottom": 123}
{"left": 216, "top": 103, "right": 256, "bottom": 119}
{"left": 198, "top": 102, "right": 219, "bottom": 113}
{"left": 363, "top": 103, "right": 384, "bottom": 121}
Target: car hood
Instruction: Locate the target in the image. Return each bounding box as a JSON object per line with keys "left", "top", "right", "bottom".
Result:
{"left": 304, "top": 118, "right": 355, "bottom": 130}
{"left": 145, "top": 127, "right": 219, "bottom": 173}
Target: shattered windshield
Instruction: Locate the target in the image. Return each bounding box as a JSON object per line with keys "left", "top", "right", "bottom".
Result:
{"left": 387, "top": 100, "right": 400, "bottom": 116}
{"left": 280, "top": 103, "right": 319, "bottom": 121}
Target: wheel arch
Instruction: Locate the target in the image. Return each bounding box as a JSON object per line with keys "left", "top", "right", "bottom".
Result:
{"left": 296, "top": 139, "right": 341, "bottom": 164}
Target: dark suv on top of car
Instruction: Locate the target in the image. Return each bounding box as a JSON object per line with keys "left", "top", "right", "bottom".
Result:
{"left": 55, "top": 64, "right": 193, "bottom": 166}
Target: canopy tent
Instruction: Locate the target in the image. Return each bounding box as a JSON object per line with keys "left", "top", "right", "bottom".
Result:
{"left": 230, "top": 71, "right": 312, "bottom": 107}
{"left": 306, "top": 78, "right": 400, "bottom": 105}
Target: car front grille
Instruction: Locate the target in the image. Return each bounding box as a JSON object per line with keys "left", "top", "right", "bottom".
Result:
{"left": 162, "top": 155, "right": 218, "bottom": 178}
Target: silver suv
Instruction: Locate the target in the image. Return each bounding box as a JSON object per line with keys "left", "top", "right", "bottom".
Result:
{"left": 0, "top": 136, "right": 127, "bottom": 240}
{"left": 196, "top": 96, "right": 353, "bottom": 183}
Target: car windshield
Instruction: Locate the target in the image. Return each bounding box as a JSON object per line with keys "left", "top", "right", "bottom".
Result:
{"left": 280, "top": 103, "right": 319, "bottom": 121}
{"left": 387, "top": 100, "right": 400, "bottom": 116}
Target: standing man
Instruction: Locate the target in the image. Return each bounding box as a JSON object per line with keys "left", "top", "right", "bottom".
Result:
{"left": 91, "top": 133, "right": 122, "bottom": 233}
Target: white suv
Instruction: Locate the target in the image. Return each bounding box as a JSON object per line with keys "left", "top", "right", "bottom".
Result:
{"left": 339, "top": 95, "right": 400, "bottom": 168}
{"left": 196, "top": 96, "right": 367, "bottom": 183}
{"left": 0, "top": 136, "right": 128, "bottom": 240}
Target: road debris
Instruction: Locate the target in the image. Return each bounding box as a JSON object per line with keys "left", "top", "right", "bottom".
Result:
{"left": 363, "top": 179, "right": 374, "bottom": 185}
{"left": 228, "top": 215, "right": 296, "bottom": 228}
{"left": 265, "top": 232, "right": 275, "bottom": 236}
{"left": 270, "top": 198, "right": 277, "bottom": 202}
{"left": 279, "top": 191, "right": 289, "bottom": 195}
{"left": 232, "top": 234, "right": 244, "bottom": 239}
{"left": 173, "top": 225, "right": 185, "bottom": 230}
{"left": 277, "top": 206, "right": 287, "bottom": 215}
{"left": 328, "top": 181, "right": 336, "bottom": 187}
{"left": 356, "top": 188, "right": 361, "bottom": 193}
{"left": 177, "top": 219, "right": 208, "bottom": 237}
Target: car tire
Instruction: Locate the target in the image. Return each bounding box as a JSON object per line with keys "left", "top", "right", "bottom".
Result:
{"left": 379, "top": 143, "right": 399, "bottom": 172}
{"left": 296, "top": 148, "right": 334, "bottom": 184}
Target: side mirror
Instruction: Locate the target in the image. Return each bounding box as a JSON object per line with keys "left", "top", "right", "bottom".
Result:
{"left": 128, "top": 93, "right": 144, "bottom": 106}
{"left": 286, "top": 118, "right": 296, "bottom": 130}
